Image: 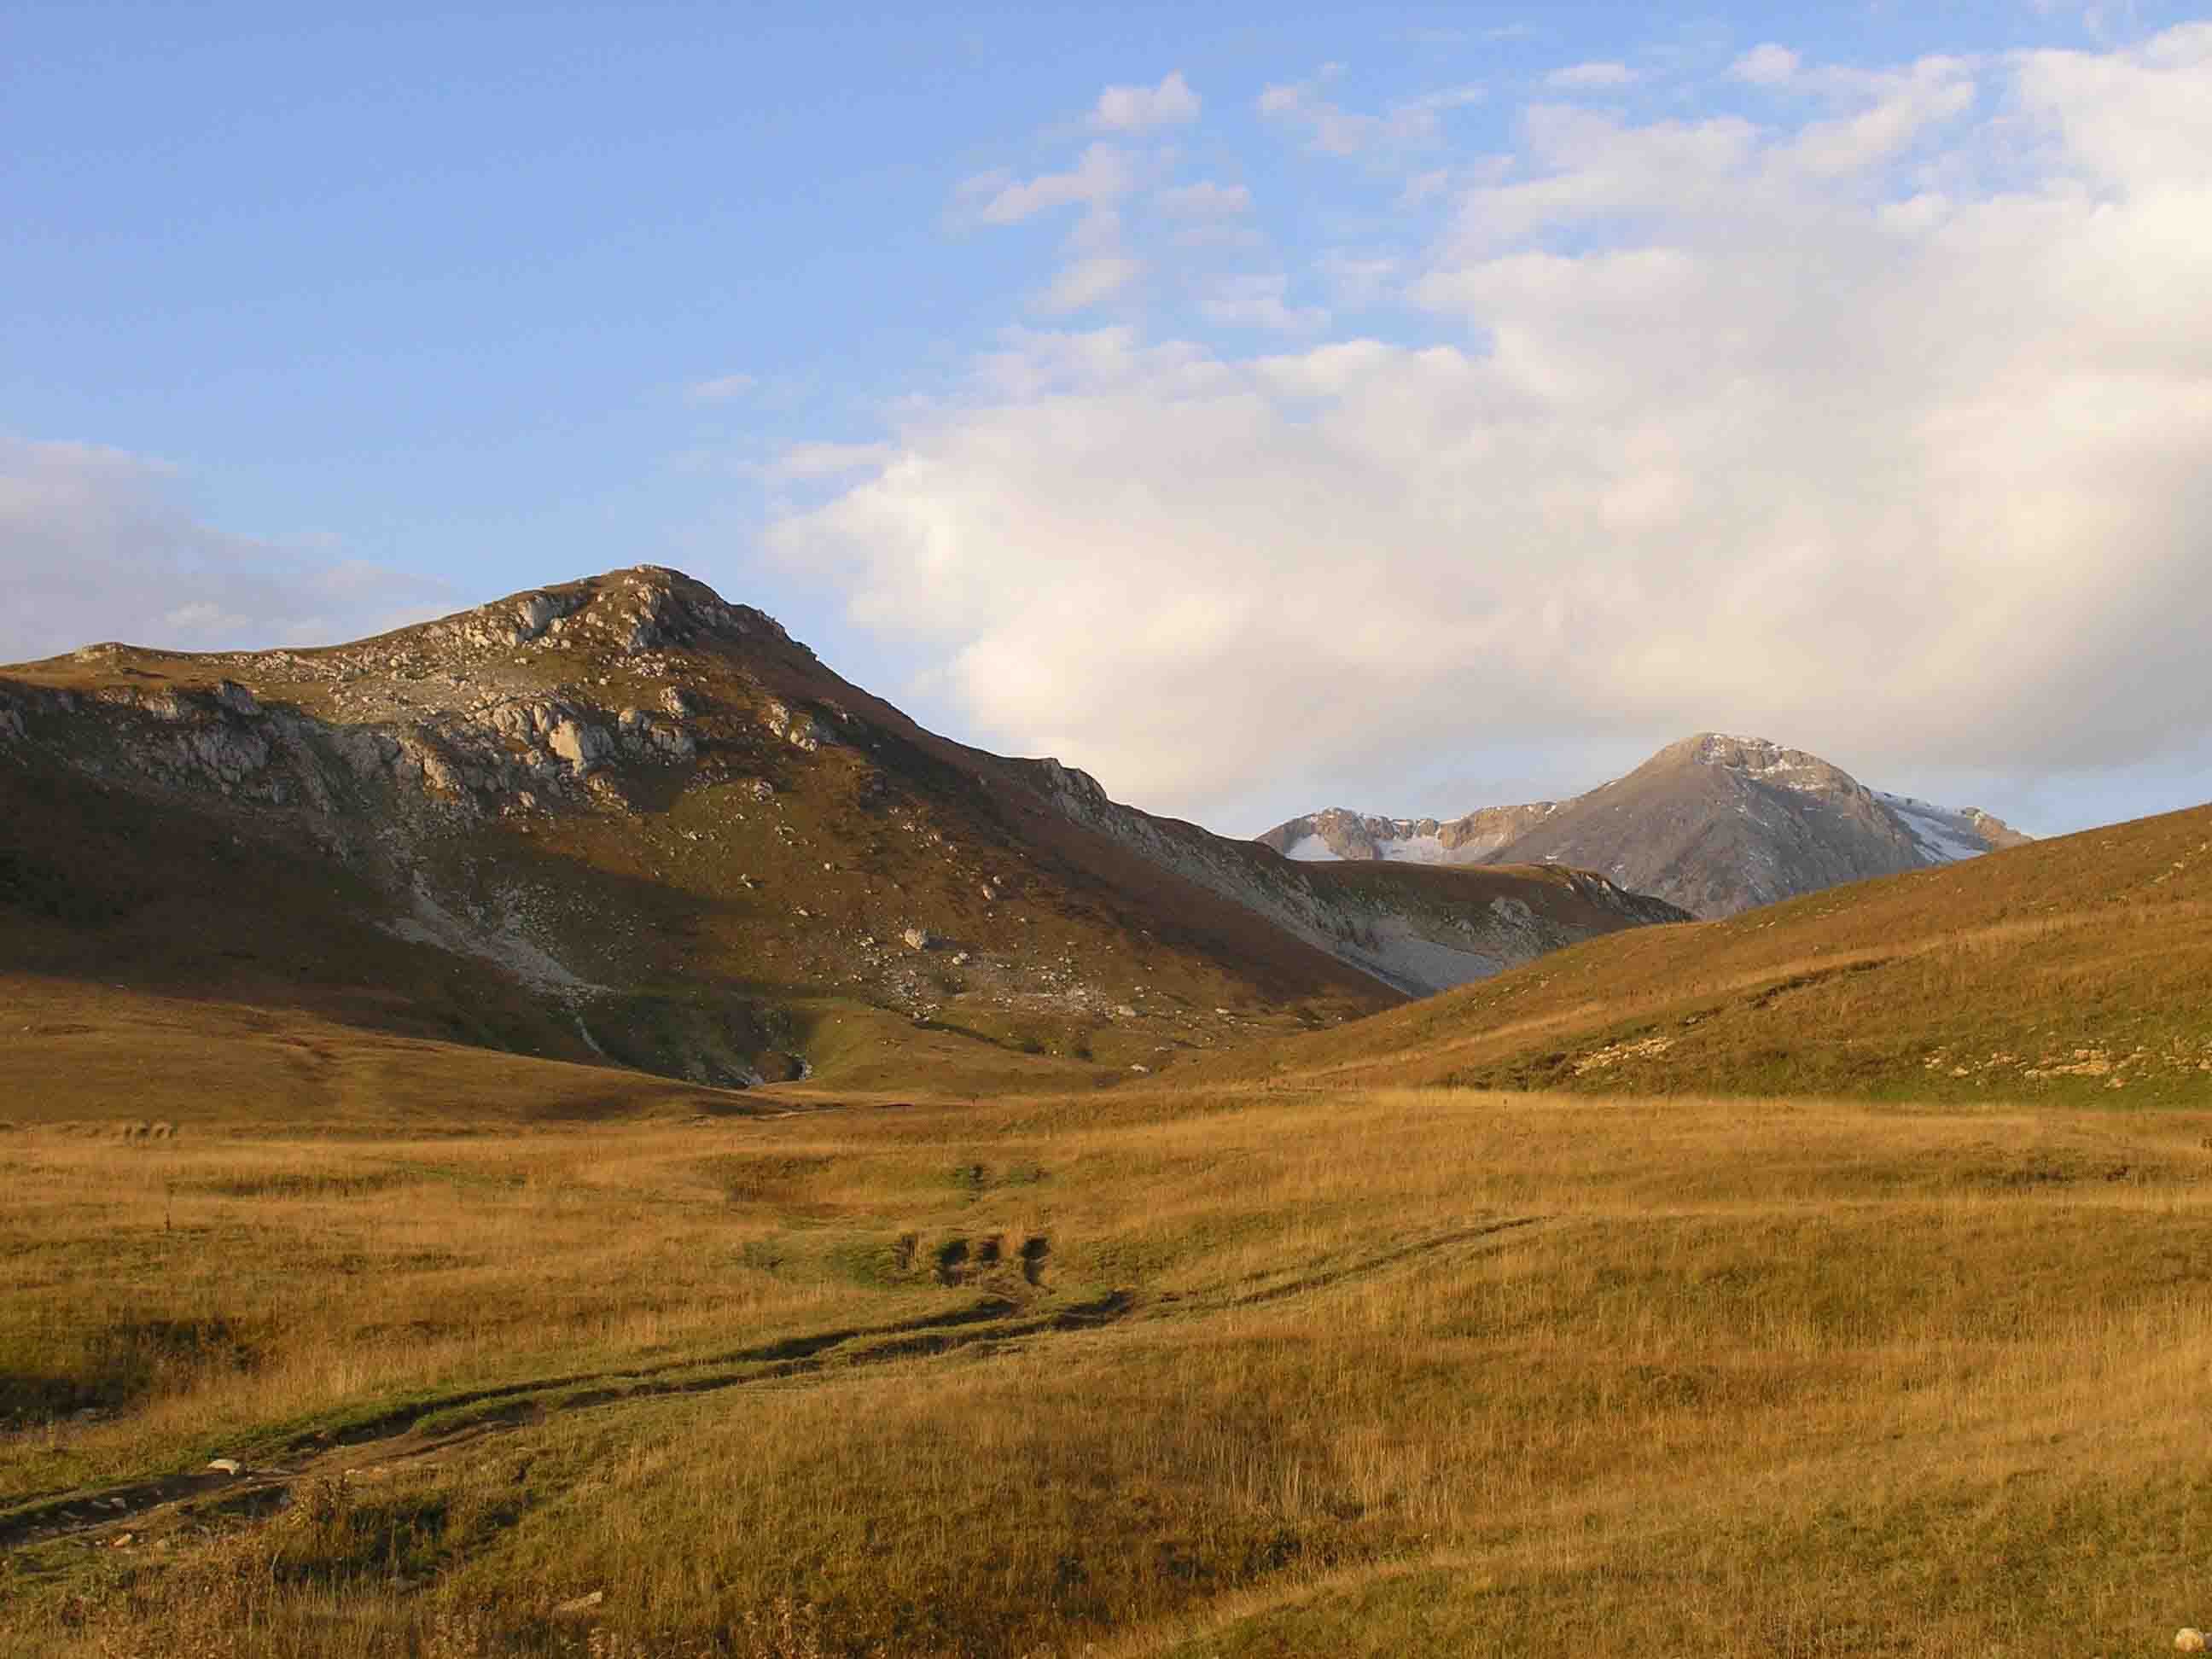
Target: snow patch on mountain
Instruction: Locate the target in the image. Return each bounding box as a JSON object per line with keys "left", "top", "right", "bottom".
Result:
{"left": 1876, "top": 793, "right": 1992, "bottom": 864}
{"left": 1377, "top": 833, "right": 1455, "bottom": 864}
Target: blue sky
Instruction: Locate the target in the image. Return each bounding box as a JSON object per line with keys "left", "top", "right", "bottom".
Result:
{"left": 6, "top": 2, "right": 2210, "bottom": 836}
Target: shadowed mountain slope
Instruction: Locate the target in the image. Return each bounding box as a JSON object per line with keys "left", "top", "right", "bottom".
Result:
{"left": 1213, "top": 800, "right": 2212, "bottom": 1106}
{"left": 0, "top": 568, "right": 1683, "bottom": 1109}
{"left": 1260, "top": 733, "right": 2030, "bottom": 917}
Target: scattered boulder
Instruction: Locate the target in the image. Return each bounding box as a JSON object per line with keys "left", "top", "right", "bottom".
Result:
{"left": 409, "top": 742, "right": 465, "bottom": 798}
{"left": 445, "top": 591, "right": 579, "bottom": 649}
{"left": 546, "top": 719, "right": 610, "bottom": 773}
{"left": 901, "top": 927, "right": 933, "bottom": 952}
{"left": 515, "top": 595, "right": 557, "bottom": 639}
{"left": 487, "top": 699, "right": 561, "bottom": 744}
{"left": 614, "top": 707, "right": 696, "bottom": 762}
{"left": 761, "top": 700, "right": 833, "bottom": 753}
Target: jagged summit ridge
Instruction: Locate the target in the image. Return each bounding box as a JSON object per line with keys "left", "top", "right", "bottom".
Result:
{"left": 3, "top": 568, "right": 827, "bottom": 828}
{"left": 1257, "top": 801, "right": 1563, "bottom": 865}
{"left": 1260, "top": 732, "right": 2031, "bottom": 918}
{"left": 413, "top": 567, "right": 800, "bottom": 661}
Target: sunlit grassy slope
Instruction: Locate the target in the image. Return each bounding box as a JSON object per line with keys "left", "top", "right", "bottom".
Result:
{"left": 9, "top": 1084, "right": 2212, "bottom": 1656}
{"left": 1198, "top": 801, "right": 2212, "bottom": 1106}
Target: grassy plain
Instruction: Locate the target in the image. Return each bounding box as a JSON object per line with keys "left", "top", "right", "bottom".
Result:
{"left": 9, "top": 1078, "right": 2212, "bottom": 1656}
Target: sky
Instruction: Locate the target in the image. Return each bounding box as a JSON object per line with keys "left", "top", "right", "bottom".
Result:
{"left": 6, "top": 1, "right": 2210, "bottom": 840}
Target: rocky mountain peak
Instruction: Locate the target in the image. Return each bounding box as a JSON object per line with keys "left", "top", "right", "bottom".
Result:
{"left": 408, "top": 567, "right": 797, "bottom": 666}
{"left": 1260, "top": 733, "right": 2032, "bottom": 918}
{"left": 1661, "top": 733, "right": 1860, "bottom": 795}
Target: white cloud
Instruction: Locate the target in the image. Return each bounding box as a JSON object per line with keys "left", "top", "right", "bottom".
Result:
{"left": 686, "top": 372, "right": 756, "bottom": 403}
{"left": 1090, "top": 71, "right": 1200, "bottom": 133}
{"left": 1781, "top": 63, "right": 1975, "bottom": 176}
{"left": 1038, "top": 253, "right": 1144, "bottom": 314}
{"left": 770, "top": 28, "right": 2212, "bottom": 830}
{"left": 1546, "top": 60, "right": 1638, "bottom": 90}
{"left": 963, "top": 143, "right": 1134, "bottom": 224}
{"left": 1258, "top": 68, "right": 1478, "bottom": 157}
{"left": 1317, "top": 250, "right": 1400, "bottom": 307}
{"left": 1156, "top": 180, "right": 1253, "bottom": 218}
{"left": 1197, "top": 275, "right": 1328, "bottom": 333}
{"left": 1400, "top": 84, "right": 1487, "bottom": 116}
{"left": 0, "top": 438, "right": 454, "bottom": 663}
{"left": 1732, "top": 44, "right": 1801, "bottom": 85}
{"left": 767, "top": 441, "right": 896, "bottom": 480}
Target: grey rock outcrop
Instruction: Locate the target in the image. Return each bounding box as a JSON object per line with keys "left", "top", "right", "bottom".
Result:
{"left": 761, "top": 700, "right": 835, "bottom": 753}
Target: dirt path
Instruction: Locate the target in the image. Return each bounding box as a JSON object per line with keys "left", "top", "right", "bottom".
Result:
{"left": 2, "top": 1212, "right": 1543, "bottom": 1555}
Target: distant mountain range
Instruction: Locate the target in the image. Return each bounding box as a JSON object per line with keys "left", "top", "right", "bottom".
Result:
{"left": 1257, "top": 733, "right": 2031, "bottom": 918}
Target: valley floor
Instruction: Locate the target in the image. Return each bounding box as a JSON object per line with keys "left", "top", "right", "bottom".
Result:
{"left": 7, "top": 1084, "right": 2212, "bottom": 1656}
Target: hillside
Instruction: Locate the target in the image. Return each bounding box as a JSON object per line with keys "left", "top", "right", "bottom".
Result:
{"left": 0, "top": 568, "right": 1682, "bottom": 1109}
{"left": 1260, "top": 732, "right": 2031, "bottom": 917}
{"left": 1215, "top": 800, "right": 2212, "bottom": 1105}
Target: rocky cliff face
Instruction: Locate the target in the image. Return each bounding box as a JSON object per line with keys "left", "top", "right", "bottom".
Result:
{"left": 0, "top": 568, "right": 1687, "bottom": 1095}
{"left": 1260, "top": 733, "right": 2031, "bottom": 919}
{"left": 1029, "top": 760, "right": 1682, "bottom": 998}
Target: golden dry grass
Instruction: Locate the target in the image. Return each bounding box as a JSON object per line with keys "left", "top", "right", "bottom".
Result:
{"left": 1200, "top": 801, "right": 2212, "bottom": 1108}
{"left": 9, "top": 1083, "right": 2212, "bottom": 1655}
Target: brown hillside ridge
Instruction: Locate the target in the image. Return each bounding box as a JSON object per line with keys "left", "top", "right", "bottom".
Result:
{"left": 0, "top": 567, "right": 1683, "bottom": 1115}
{"left": 1260, "top": 731, "right": 2033, "bottom": 917}
{"left": 1213, "top": 799, "right": 2212, "bottom": 1107}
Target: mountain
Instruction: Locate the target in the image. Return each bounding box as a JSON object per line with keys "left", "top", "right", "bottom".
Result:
{"left": 1214, "top": 799, "right": 2212, "bottom": 1106}
{"left": 1256, "top": 801, "right": 1563, "bottom": 864}
{"left": 1258, "top": 732, "right": 2031, "bottom": 917}
{"left": 0, "top": 567, "right": 1684, "bottom": 1105}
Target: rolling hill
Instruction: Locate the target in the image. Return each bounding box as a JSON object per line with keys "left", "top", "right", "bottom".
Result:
{"left": 1220, "top": 800, "right": 2212, "bottom": 1105}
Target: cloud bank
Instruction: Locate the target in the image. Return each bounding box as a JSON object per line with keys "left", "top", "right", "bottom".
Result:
{"left": 0, "top": 438, "right": 456, "bottom": 665}
{"left": 777, "top": 31, "right": 2212, "bottom": 830}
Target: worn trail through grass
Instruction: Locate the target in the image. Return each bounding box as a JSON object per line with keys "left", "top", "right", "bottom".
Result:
{"left": 10, "top": 1086, "right": 2212, "bottom": 1656}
